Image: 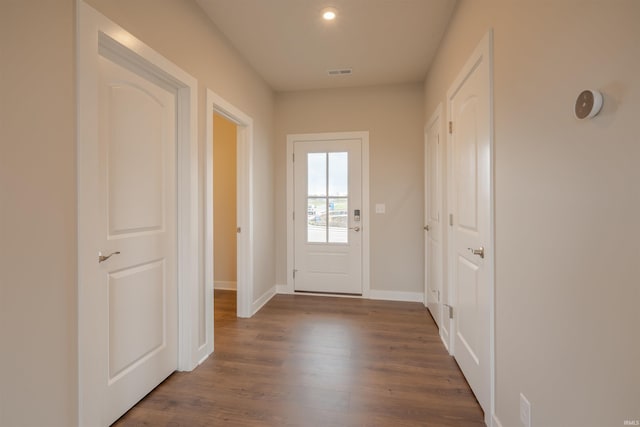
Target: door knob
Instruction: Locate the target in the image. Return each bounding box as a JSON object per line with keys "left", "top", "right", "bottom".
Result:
{"left": 467, "top": 247, "right": 484, "bottom": 259}
{"left": 349, "top": 226, "right": 360, "bottom": 232}
{"left": 424, "top": 225, "right": 430, "bottom": 231}
{"left": 98, "top": 251, "right": 120, "bottom": 263}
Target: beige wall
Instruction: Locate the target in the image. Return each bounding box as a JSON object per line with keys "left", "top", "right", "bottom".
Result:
{"left": 0, "top": 1, "right": 78, "bottom": 426}
{"left": 4, "top": 1, "right": 638, "bottom": 425}
{"left": 84, "top": 0, "right": 277, "bottom": 303}
{"left": 1, "top": 1, "right": 275, "bottom": 425}
{"left": 275, "top": 84, "right": 424, "bottom": 293}
{"left": 424, "top": 1, "right": 640, "bottom": 425}
{"left": 213, "top": 113, "right": 237, "bottom": 285}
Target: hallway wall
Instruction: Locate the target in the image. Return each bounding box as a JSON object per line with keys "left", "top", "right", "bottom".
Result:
{"left": 4, "top": 1, "right": 638, "bottom": 426}
{"left": 1, "top": 1, "right": 77, "bottom": 426}
{"left": 1, "top": 1, "right": 275, "bottom": 425}
{"left": 275, "top": 83, "right": 425, "bottom": 294}
{"left": 423, "top": 1, "right": 640, "bottom": 425}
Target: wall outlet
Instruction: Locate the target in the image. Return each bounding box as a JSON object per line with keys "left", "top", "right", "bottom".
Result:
{"left": 520, "top": 393, "right": 531, "bottom": 427}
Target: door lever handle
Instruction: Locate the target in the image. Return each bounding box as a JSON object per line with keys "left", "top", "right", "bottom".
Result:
{"left": 98, "top": 251, "right": 120, "bottom": 263}
{"left": 349, "top": 226, "right": 360, "bottom": 232}
{"left": 467, "top": 247, "right": 484, "bottom": 259}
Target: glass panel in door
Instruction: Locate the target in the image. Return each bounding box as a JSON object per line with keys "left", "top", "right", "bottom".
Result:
{"left": 306, "top": 151, "right": 349, "bottom": 244}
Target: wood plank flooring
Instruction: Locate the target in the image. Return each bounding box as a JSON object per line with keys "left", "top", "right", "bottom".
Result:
{"left": 113, "top": 291, "right": 484, "bottom": 426}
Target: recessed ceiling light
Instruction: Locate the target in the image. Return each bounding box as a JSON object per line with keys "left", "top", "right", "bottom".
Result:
{"left": 322, "top": 8, "right": 337, "bottom": 21}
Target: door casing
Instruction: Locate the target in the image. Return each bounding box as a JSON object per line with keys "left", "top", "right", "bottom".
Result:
{"left": 285, "top": 132, "right": 370, "bottom": 298}
{"left": 77, "top": 3, "right": 201, "bottom": 424}
{"left": 205, "top": 89, "right": 254, "bottom": 319}
{"left": 424, "top": 103, "right": 450, "bottom": 350}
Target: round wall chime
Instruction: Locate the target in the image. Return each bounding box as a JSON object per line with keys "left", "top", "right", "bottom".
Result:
{"left": 574, "top": 89, "right": 603, "bottom": 120}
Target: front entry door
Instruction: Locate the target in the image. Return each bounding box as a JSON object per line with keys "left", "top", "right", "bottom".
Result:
{"left": 97, "top": 55, "right": 178, "bottom": 424}
{"left": 447, "top": 33, "right": 492, "bottom": 418}
{"left": 293, "top": 138, "right": 362, "bottom": 294}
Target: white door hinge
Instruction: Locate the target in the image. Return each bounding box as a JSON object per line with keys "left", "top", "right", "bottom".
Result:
{"left": 448, "top": 121, "right": 453, "bottom": 134}
{"left": 449, "top": 213, "right": 454, "bottom": 226}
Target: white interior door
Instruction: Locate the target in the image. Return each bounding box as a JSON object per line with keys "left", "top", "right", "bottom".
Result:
{"left": 293, "top": 138, "right": 362, "bottom": 294}
{"left": 98, "top": 55, "right": 178, "bottom": 424}
{"left": 425, "top": 111, "right": 444, "bottom": 332}
{"left": 447, "top": 34, "right": 492, "bottom": 418}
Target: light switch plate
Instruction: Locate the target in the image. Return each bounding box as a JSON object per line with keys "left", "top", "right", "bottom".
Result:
{"left": 375, "top": 203, "right": 386, "bottom": 214}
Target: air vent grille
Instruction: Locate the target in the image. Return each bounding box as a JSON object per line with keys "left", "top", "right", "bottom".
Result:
{"left": 327, "top": 68, "right": 353, "bottom": 76}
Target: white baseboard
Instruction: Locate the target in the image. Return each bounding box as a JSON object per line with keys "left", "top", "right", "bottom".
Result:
{"left": 491, "top": 413, "right": 504, "bottom": 427}
{"left": 197, "top": 353, "right": 210, "bottom": 366}
{"left": 439, "top": 333, "right": 450, "bottom": 352}
{"left": 368, "top": 290, "right": 424, "bottom": 302}
{"left": 252, "top": 285, "right": 276, "bottom": 315}
{"left": 214, "top": 280, "right": 237, "bottom": 290}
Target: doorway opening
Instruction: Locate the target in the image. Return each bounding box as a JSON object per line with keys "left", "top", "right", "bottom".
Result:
{"left": 205, "top": 90, "right": 254, "bottom": 334}
{"left": 212, "top": 113, "right": 239, "bottom": 335}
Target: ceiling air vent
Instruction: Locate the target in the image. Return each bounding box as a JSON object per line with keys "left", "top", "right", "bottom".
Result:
{"left": 327, "top": 68, "right": 353, "bottom": 76}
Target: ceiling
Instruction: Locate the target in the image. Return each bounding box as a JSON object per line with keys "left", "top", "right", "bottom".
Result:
{"left": 195, "top": 0, "right": 458, "bottom": 92}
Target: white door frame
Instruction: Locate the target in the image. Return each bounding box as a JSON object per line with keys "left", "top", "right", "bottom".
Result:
{"left": 445, "top": 30, "right": 495, "bottom": 425}
{"left": 424, "top": 102, "right": 443, "bottom": 310}
{"left": 285, "top": 131, "right": 370, "bottom": 297}
{"left": 205, "top": 90, "right": 254, "bottom": 319}
{"left": 77, "top": 2, "right": 200, "bottom": 423}
{"left": 424, "top": 103, "right": 447, "bottom": 345}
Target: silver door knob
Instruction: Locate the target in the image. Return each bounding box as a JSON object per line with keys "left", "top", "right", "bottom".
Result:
{"left": 349, "top": 226, "right": 360, "bottom": 232}
{"left": 467, "top": 247, "right": 484, "bottom": 259}
{"left": 424, "top": 225, "right": 430, "bottom": 231}
{"left": 98, "top": 251, "right": 120, "bottom": 263}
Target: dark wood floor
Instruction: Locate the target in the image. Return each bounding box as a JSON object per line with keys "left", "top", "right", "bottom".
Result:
{"left": 113, "top": 290, "right": 484, "bottom": 426}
